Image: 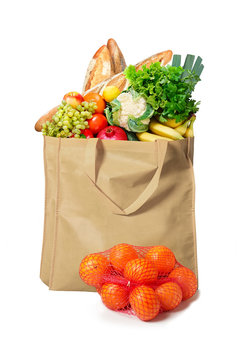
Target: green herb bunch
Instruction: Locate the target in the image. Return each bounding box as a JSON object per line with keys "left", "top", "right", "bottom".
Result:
{"left": 124, "top": 62, "right": 201, "bottom": 123}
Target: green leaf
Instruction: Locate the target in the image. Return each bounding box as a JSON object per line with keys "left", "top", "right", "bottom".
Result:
{"left": 156, "top": 114, "right": 167, "bottom": 123}
{"left": 130, "top": 103, "right": 154, "bottom": 121}
{"left": 181, "top": 54, "right": 195, "bottom": 79}
{"left": 129, "top": 87, "right": 142, "bottom": 99}
{"left": 111, "top": 99, "right": 121, "bottom": 112}
{"left": 124, "top": 130, "right": 139, "bottom": 141}
{"left": 104, "top": 106, "right": 114, "bottom": 125}
{"left": 128, "top": 118, "right": 149, "bottom": 133}
{"left": 197, "top": 64, "right": 204, "bottom": 77}
{"left": 192, "top": 56, "right": 202, "bottom": 76}
{"left": 172, "top": 54, "right": 181, "bottom": 67}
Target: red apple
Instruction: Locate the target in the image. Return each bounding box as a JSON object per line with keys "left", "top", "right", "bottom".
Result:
{"left": 63, "top": 91, "right": 84, "bottom": 108}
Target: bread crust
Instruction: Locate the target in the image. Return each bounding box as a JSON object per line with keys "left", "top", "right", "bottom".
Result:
{"left": 34, "top": 106, "right": 58, "bottom": 132}
{"left": 136, "top": 50, "right": 173, "bottom": 70}
{"left": 107, "top": 38, "right": 126, "bottom": 74}
{"left": 82, "top": 45, "right": 114, "bottom": 92}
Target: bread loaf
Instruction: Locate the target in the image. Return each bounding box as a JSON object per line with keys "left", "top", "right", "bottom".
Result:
{"left": 82, "top": 45, "right": 114, "bottom": 92}
{"left": 107, "top": 38, "right": 126, "bottom": 74}
{"left": 34, "top": 106, "right": 58, "bottom": 132}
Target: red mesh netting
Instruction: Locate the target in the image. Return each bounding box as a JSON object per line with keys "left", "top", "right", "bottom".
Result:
{"left": 79, "top": 244, "right": 197, "bottom": 321}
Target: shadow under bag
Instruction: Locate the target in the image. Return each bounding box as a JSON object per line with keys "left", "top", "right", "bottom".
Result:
{"left": 40, "top": 137, "right": 197, "bottom": 291}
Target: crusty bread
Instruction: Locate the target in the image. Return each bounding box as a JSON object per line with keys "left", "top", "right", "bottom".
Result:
{"left": 82, "top": 39, "right": 126, "bottom": 93}
{"left": 34, "top": 106, "right": 58, "bottom": 132}
{"left": 84, "top": 50, "right": 173, "bottom": 96}
{"left": 99, "top": 73, "right": 128, "bottom": 94}
{"left": 107, "top": 38, "right": 126, "bottom": 74}
{"left": 136, "top": 50, "right": 173, "bottom": 70}
{"left": 82, "top": 45, "right": 114, "bottom": 92}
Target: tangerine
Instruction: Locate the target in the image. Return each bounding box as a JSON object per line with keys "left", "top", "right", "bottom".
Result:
{"left": 109, "top": 243, "right": 138, "bottom": 272}
{"left": 145, "top": 246, "right": 176, "bottom": 274}
{"left": 79, "top": 253, "right": 109, "bottom": 286}
{"left": 124, "top": 258, "right": 158, "bottom": 284}
{"left": 129, "top": 285, "right": 160, "bottom": 321}
{"left": 155, "top": 282, "right": 182, "bottom": 311}
{"left": 168, "top": 266, "right": 197, "bottom": 300}
{"left": 101, "top": 283, "right": 129, "bottom": 310}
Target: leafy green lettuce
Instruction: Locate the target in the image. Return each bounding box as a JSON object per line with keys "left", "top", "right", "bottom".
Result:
{"left": 124, "top": 62, "right": 200, "bottom": 123}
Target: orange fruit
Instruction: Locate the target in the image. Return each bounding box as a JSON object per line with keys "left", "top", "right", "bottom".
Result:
{"left": 168, "top": 266, "right": 197, "bottom": 300}
{"left": 145, "top": 246, "right": 176, "bottom": 274}
{"left": 124, "top": 258, "right": 158, "bottom": 283}
{"left": 155, "top": 282, "right": 182, "bottom": 311}
{"left": 129, "top": 285, "right": 160, "bottom": 321}
{"left": 79, "top": 253, "right": 109, "bottom": 286}
{"left": 109, "top": 243, "right": 138, "bottom": 272}
{"left": 101, "top": 283, "right": 129, "bottom": 310}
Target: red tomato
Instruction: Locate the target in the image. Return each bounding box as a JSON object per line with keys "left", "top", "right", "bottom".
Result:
{"left": 70, "top": 129, "right": 94, "bottom": 138}
{"left": 83, "top": 93, "right": 106, "bottom": 114}
{"left": 88, "top": 114, "right": 108, "bottom": 135}
{"left": 80, "top": 129, "right": 94, "bottom": 138}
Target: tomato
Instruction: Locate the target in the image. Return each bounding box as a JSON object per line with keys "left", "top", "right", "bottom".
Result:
{"left": 80, "top": 129, "right": 94, "bottom": 139}
{"left": 83, "top": 93, "right": 106, "bottom": 114}
{"left": 70, "top": 129, "right": 94, "bottom": 138}
{"left": 88, "top": 114, "right": 108, "bottom": 135}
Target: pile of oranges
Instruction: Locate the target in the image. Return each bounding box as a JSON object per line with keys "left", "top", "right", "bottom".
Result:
{"left": 79, "top": 243, "right": 197, "bottom": 321}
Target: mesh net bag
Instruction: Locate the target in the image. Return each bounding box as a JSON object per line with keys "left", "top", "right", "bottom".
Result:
{"left": 79, "top": 244, "right": 197, "bottom": 321}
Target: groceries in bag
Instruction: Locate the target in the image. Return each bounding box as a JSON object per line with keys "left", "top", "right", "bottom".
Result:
{"left": 36, "top": 39, "right": 203, "bottom": 142}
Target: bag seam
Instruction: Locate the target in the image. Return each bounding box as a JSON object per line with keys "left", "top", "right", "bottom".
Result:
{"left": 49, "top": 137, "right": 61, "bottom": 289}
{"left": 187, "top": 137, "right": 198, "bottom": 280}
{"left": 40, "top": 136, "right": 48, "bottom": 283}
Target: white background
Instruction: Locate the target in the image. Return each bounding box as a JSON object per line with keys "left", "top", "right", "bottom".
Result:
{"left": 1, "top": 0, "right": 246, "bottom": 359}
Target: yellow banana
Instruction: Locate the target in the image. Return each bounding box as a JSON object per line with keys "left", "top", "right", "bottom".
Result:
{"left": 164, "top": 118, "right": 184, "bottom": 128}
{"left": 149, "top": 120, "right": 183, "bottom": 140}
{"left": 184, "top": 116, "right": 196, "bottom": 138}
{"left": 136, "top": 132, "right": 173, "bottom": 142}
{"left": 175, "top": 119, "right": 190, "bottom": 136}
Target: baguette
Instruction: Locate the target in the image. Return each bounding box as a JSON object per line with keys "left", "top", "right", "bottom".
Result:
{"left": 136, "top": 50, "right": 173, "bottom": 70}
{"left": 84, "top": 49, "right": 173, "bottom": 96}
{"left": 107, "top": 38, "right": 126, "bottom": 74}
{"left": 82, "top": 45, "right": 114, "bottom": 92}
{"left": 34, "top": 106, "right": 58, "bottom": 132}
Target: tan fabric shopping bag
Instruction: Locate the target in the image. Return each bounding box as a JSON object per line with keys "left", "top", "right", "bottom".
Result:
{"left": 40, "top": 136, "right": 197, "bottom": 291}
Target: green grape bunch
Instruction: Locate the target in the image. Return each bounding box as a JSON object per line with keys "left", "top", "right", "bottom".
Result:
{"left": 42, "top": 100, "right": 97, "bottom": 138}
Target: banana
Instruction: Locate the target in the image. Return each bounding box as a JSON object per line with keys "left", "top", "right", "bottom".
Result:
{"left": 184, "top": 117, "right": 196, "bottom": 138}
{"left": 136, "top": 132, "right": 173, "bottom": 142}
{"left": 175, "top": 119, "right": 190, "bottom": 136}
{"left": 149, "top": 120, "right": 183, "bottom": 140}
{"left": 164, "top": 118, "right": 184, "bottom": 128}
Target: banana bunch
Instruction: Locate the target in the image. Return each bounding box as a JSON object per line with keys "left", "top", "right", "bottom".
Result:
{"left": 136, "top": 116, "right": 196, "bottom": 142}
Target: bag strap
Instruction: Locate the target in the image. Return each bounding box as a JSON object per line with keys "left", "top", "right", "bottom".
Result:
{"left": 84, "top": 138, "right": 168, "bottom": 216}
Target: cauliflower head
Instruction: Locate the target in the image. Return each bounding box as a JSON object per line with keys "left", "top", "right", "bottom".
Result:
{"left": 105, "top": 89, "right": 154, "bottom": 132}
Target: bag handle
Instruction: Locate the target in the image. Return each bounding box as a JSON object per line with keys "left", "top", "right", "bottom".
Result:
{"left": 84, "top": 138, "right": 168, "bottom": 216}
